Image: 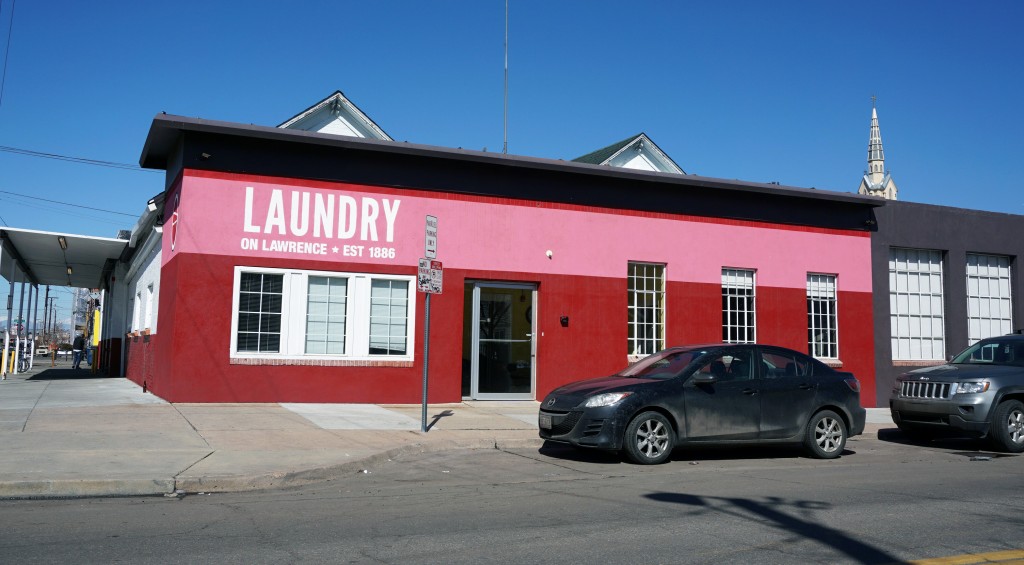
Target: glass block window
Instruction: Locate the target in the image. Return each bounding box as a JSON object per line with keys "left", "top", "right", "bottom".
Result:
{"left": 369, "top": 279, "right": 409, "bottom": 356}
{"left": 807, "top": 274, "right": 838, "bottom": 359}
{"left": 722, "top": 268, "right": 756, "bottom": 344}
{"left": 627, "top": 262, "right": 665, "bottom": 356}
{"left": 889, "top": 248, "right": 944, "bottom": 360}
{"left": 305, "top": 276, "right": 348, "bottom": 355}
{"left": 237, "top": 272, "right": 283, "bottom": 353}
{"left": 967, "top": 253, "right": 1013, "bottom": 344}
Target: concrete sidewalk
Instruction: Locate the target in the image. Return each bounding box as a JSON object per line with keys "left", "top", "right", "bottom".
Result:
{"left": 0, "top": 362, "right": 895, "bottom": 499}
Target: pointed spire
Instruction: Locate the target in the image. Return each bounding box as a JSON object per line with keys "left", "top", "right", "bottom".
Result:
{"left": 857, "top": 98, "right": 898, "bottom": 200}
{"left": 868, "top": 106, "right": 884, "bottom": 169}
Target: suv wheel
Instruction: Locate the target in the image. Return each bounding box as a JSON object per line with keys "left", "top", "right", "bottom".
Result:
{"left": 989, "top": 399, "right": 1024, "bottom": 453}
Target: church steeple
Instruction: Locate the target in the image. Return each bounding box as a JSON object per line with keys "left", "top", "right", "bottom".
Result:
{"left": 858, "top": 98, "right": 898, "bottom": 200}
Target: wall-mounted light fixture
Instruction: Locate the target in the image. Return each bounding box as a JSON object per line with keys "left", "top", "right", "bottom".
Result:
{"left": 66, "top": 266, "right": 73, "bottom": 275}
{"left": 545, "top": 250, "right": 553, "bottom": 259}
{"left": 58, "top": 236, "right": 67, "bottom": 250}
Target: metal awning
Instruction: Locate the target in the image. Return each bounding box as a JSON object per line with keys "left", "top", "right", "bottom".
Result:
{"left": 0, "top": 227, "right": 128, "bottom": 289}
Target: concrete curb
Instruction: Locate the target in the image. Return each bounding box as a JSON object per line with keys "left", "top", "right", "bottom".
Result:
{"left": 0, "top": 478, "right": 177, "bottom": 499}
{"left": 173, "top": 437, "right": 548, "bottom": 495}
{"left": 0, "top": 437, "right": 549, "bottom": 499}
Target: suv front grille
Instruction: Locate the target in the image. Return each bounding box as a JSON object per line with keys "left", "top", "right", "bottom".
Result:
{"left": 900, "top": 381, "right": 953, "bottom": 399}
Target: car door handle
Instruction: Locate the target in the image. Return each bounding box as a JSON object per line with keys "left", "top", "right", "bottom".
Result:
{"left": 741, "top": 388, "right": 759, "bottom": 396}
{"left": 798, "top": 383, "right": 817, "bottom": 390}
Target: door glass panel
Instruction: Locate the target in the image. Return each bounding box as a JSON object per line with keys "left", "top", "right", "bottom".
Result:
{"left": 461, "top": 284, "right": 474, "bottom": 397}
{"left": 477, "top": 286, "right": 533, "bottom": 395}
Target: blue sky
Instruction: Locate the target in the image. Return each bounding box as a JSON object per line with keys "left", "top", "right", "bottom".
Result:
{"left": 0, "top": 1, "right": 1022, "bottom": 322}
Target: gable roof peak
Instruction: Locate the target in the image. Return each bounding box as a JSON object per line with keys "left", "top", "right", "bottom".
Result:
{"left": 278, "top": 90, "right": 392, "bottom": 141}
{"left": 573, "top": 132, "right": 685, "bottom": 174}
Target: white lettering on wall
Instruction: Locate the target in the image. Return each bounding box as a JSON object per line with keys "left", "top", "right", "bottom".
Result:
{"left": 289, "top": 192, "right": 310, "bottom": 236}
{"left": 338, "top": 195, "right": 357, "bottom": 239}
{"left": 313, "top": 193, "right": 334, "bottom": 238}
{"left": 266, "top": 190, "right": 286, "bottom": 235}
{"left": 243, "top": 187, "right": 260, "bottom": 233}
{"left": 242, "top": 186, "right": 400, "bottom": 243}
{"left": 361, "top": 198, "right": 379, "bottom": 241}
{"left": 383, "top": 199, "right": 401, "bottom": 242}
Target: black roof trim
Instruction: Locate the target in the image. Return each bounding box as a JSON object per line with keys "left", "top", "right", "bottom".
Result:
{"left": 141, "top": 114, "right": 885, "bottom": 209}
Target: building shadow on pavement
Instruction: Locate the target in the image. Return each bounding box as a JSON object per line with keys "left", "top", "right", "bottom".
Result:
{"left": 27, "top": 367, "right": 113, "bottom": 380}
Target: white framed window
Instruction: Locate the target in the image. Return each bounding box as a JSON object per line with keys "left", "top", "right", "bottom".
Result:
{"left": 722, "top": 268, "right": 756, "bottom": 343}
{"left": 231, "top": 267, "right": 415, "bottom": 361}
{"left": 144, "top": 284, "right": 154, "bottom": 330}
{"left": 133, "top": 292, "right": 142, "bottom": 331}
{"left": 889, "top": 248, "right": 944, "bottom": 360}
{"left": 628, "top": 262, "right": 665, "bottom": 356}
{"left": 807, "top": 273, "right": 838, "bottom": 359}
{"left": 967, "top": 253, "right": 1013, "bottom": 344}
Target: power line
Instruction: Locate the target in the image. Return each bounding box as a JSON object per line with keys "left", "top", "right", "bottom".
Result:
{"left": 0, "top": 0, "right": 14, "bottom": 109}
{"left": 0, "top": 145, "right": 158, "bottom": 172}
{"left": 0, "top": 189, "right": 137, "bottom": 217}
{"left": 0, "top": 0, "right": 15, "bottom": 109}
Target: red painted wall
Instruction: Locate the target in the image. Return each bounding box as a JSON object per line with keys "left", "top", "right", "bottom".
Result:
{"left": 132, "top": 170, "right": 878, "bottom": 406}
{"left": 146, "top": 251, "right": 878, "bottom": 405}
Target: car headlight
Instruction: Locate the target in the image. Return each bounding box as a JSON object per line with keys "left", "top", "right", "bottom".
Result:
{"left": 956, "top": 381, "right": 990, "bottom": 394}
{"left": 584, "top": 392, "right": 632, "bottom": 408}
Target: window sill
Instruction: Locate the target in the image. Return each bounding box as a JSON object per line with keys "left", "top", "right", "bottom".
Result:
{"left": 230, "top": 356, "right": 413, "bottom": 368}
{"left": 817, "top": 359, "right": 843, "bottom": 368}
{"left": 892, "top": 360, "right": 946, "bottom": 367}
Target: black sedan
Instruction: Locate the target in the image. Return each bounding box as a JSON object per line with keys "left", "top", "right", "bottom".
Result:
{"left": 539, "top": 343, "right": 866, "bottom": 464}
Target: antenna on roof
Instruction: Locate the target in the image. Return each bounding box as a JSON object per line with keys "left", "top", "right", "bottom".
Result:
{"left": 503, "top": 0, "right": 509, "bottom": 154}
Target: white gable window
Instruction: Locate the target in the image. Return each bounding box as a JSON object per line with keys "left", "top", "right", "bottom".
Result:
{"left": 966, "top": 253, "right": 1013, "bottom": 344}
{"left": 889, "top": 248, "right": 944, "bottom": 360}
{"left": 231, "top": 267, "right": 414, "bottom": 362}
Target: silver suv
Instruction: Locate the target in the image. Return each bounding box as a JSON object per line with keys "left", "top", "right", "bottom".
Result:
{"left": 889, "top": 334, "right": 1024, "bottom": 452}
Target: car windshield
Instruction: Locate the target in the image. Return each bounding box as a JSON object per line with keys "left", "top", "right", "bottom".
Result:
{"left": 619, "top": 349, "right": 711, "bottom": 380}
{"left": 951, "top": 339, "right": 1024, "bottom": 366}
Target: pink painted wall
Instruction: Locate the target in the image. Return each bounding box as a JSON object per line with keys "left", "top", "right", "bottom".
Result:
{"left": 169, "top": 172, "right": 872, "bottom": 292}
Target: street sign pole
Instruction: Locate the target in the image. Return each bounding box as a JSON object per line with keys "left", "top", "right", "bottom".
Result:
{"left": 420, "top": 215, "right": 440, "bottom": 433}
{"left": 421, "top": 292, "right": 431, "bottom": 432}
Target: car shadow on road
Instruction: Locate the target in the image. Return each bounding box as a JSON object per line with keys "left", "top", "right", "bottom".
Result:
{"left": 876, "top": 427, "right": 1020, "bottom": 458}
{"left": 644, "top": 491, "right": 905, "bottom": 564}
{"left": 539, "top": 441, "right": 855, "bottom": 465}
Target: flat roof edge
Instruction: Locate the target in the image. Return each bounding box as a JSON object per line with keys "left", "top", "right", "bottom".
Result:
{"left": 141, "top": 114, "right": 885, "bottom": 208}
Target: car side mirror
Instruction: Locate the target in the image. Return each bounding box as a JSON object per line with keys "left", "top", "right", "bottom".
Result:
{"left": 690, "top": 373, "right": 717, "bottom": 385}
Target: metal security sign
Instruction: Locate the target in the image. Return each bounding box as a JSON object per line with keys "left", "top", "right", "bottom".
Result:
{"left": 417, "top": 258, "right": 443, "bottom": 294}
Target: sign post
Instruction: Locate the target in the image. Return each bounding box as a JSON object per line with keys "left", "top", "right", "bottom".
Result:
{"left": 418, "top": 216, "right": 442, "bottom": 432}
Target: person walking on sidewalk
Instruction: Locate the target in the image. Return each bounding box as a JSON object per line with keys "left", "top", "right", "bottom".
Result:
{"left": 72, "top": 334, "right": 85, "bottom": 369}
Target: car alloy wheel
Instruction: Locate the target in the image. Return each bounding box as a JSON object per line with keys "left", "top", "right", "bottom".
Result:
{"left": 990, "top": 399, "right": 1024, "bottom": 453}
{"left": 623, "top": 411, "right": 674, "bottom": 465}
{"left": 804, "top": 410, "right": 846, "bottom": 459}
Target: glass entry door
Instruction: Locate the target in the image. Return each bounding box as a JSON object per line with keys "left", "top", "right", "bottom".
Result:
{"left": 462, "top": 282, "right": 536, "bottom": 400}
